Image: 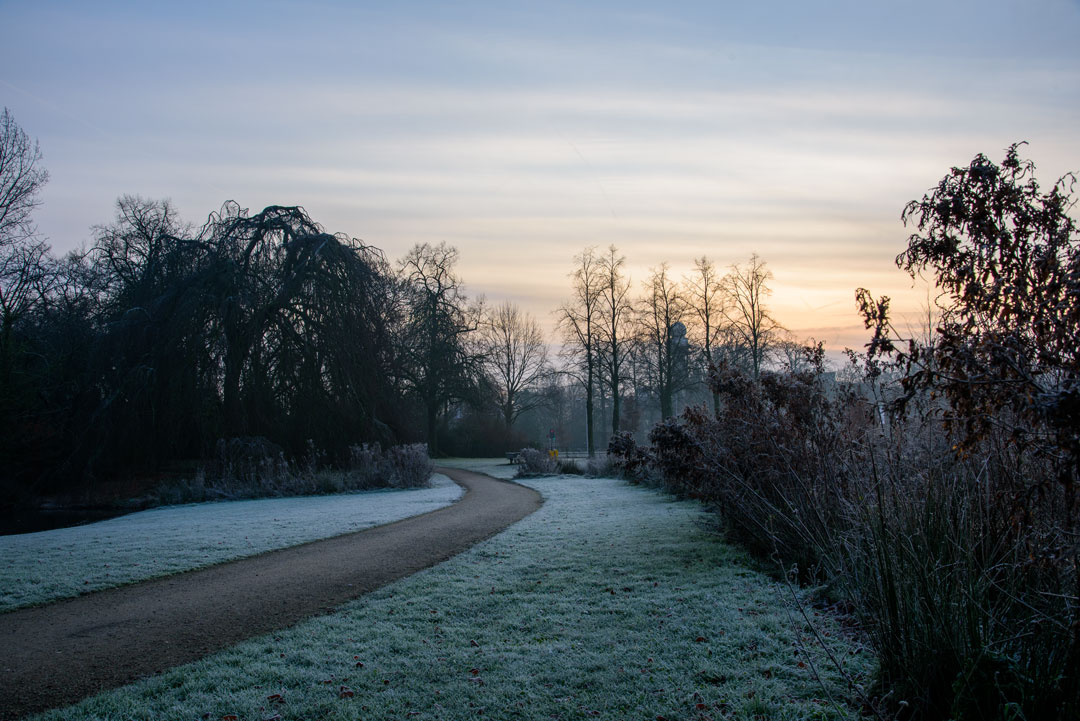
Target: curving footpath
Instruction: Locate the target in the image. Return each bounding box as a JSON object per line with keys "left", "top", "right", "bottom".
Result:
{"left": 0, "top": 467, "right": 541, "bottom": 720}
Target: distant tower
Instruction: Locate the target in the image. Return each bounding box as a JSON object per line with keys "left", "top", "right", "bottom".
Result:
{"left": 669, "top": 321, "right": 689, "bottom": 414}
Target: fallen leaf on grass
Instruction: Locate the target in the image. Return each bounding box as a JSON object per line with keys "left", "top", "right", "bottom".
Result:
{"left": 339, "top": 686, "right": 355, "bottom": 698}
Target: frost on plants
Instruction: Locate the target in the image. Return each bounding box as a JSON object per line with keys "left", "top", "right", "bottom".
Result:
{"left": 514, "top": 448, "right": 557, "bottom": 476}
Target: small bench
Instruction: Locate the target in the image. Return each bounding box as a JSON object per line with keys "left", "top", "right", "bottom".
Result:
{"left": 506, "top": 451, "right": 522, "bottom": 464}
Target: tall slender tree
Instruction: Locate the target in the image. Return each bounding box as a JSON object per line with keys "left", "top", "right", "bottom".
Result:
{"left": 723, "top": 253, "right": 778, "bottom": 381}
{"left": 638, "top": 263, "right": 687, "bottom": 419}
{"left": 556, "top": 247, "right": 603, "bottom": 455}
{"left": 684, "top": 255, "right": 724, "bottom": 415}
{"left": 598, "top": 245, "right": 634, "bottom": 434}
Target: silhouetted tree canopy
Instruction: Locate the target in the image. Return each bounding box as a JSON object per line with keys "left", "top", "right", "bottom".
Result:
{"left": 859, "top": 143, "right": 1080, "bottom": 483}
{"left": 1, "top": 199, "right": 407, "bottom": 501}
{"left": 396, "top": 242, "right": 483, "bottom": 456}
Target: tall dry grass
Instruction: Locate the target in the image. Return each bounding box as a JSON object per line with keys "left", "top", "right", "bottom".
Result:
{"left": 616, "top": 361, "right": 1079, "bottom": 719}
{"left": 149, "top": 439, "right": 432, "bottom": 505}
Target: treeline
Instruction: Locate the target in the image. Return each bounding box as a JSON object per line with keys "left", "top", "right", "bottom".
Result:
{"left": 1, "top": 107, "right": 561, "bottom": 503}
{"left": 1, "top": 193, "right": 463, "bottom": 501}
{"left": 0, "top": 103, "right": 809, "bottom": 504}
{"left": 610, "top": 146, "right": 1080, "bottom": 720}
{"left": 553, "top": 246, "right": 805, "bottom": 454}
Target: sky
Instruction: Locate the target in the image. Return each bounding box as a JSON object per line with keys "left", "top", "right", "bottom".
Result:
{"left": 2, "top": 0, "right": 1079, "bottom": 357}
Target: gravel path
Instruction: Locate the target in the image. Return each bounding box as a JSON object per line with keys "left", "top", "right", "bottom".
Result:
{"left": 0, "top": 467, "right": 541, "bottom": 720}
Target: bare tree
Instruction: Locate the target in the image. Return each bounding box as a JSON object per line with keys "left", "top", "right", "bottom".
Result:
{"left": 774, "top": 331, "right": 822, "bottom": 375}
{"left": 91, "top": 195, "right": 192, "bottom": 305}
{"left": 0, "top": 239, "right": 52, "bottom": 388}
{"left": 555, "top": 247, "right": 603, "bottom": 455}
{"left": 0, "top": 108, "right": 49, "bottom": 249}
{"left": 398, "top": 241, "right": 482, "bottom": 456}
{"left": 480, "top": 300, "right": 551, "bottom": 430}
{"left": 84, "top": 200, "right": 401, "bottom": 468}
{"left": 684, "top": 255, "right": 724, "bottom": 415}
{"left": 0, "top": 109, "right": 52, "bottom": 392}
{"left": 638, "top": 263, "right": 687, "bottom": 419}
{"left": 722, "top": 253, "right": 779, "bottom": 381}
{"left": 598, "top": 244, "right": 634, "bottom": 434}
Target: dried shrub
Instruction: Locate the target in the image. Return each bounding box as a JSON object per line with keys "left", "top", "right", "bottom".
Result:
{"left": 839, "top": 419, "right": 1079, "bottom": 720}
{"left": 212, "top": 436, "right": 292, "bottom": 495}
{"left": 382, "top": 443, "right": 433, "bottom": 488}
{"left": 646, "top": 353, "right": 856, "bottom": 581}
{"left": 557, "top": 459, "right": 585, "bottom": 475}
{"left": 349, "top": 442, "right": 433, "bottom": 489}
{"left": 584, "top": 454, "right": 617, "bottom": 478}
{"left": 606, "top": 431, "right": 652, "bottom": 482}
{"left": 646, "top": 345, "right": 1079, "bottom": 718}
{"left": 147, "top": 439, "right": 432, "bottom": 504}
{"left": 347, "top": 443, "right": 384, "bottom": 487}
{"left": 515, "top": 448, "right": 557, "bottom": 476}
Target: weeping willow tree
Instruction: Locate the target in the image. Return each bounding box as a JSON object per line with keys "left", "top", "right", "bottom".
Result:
{"left": 11, "top": 199, "right": 405, "bottom": 496}
{"left": 196, "top": 202, "right": 400, "bottom": 453}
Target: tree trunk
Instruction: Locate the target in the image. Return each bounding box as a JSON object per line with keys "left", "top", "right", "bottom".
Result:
{"left": 598, "top": 387, "right": 608, "bottom": 446}
{"left": 660, "top": 382, "right": 672, "bottom": 420}
{"left": 222, "top": 337, "right": 248, "bottom": 437}
{"left": 426, "top": 401, "right": 439, "bottom": 457}
{"left": 611, "top": 370, "right": 621, "bottom": 434}
{"left": 502, "top": 395, "right": 514, "bottom": 430}
{"left": 0, "top": 313, "right": 12, "bottom": 398}
{"left": 585, "top": 350, "right": 595, "bottom": 456}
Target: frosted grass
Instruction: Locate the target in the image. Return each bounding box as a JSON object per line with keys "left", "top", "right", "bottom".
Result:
{"left": 34, "top": 472, "right": 874, "bottom": 720}
{"left": 1, "top": 474, "right": 462, "bottom": 612}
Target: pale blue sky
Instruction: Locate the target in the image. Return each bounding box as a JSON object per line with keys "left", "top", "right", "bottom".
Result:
{"left": 2, "top": 0, "right": 1078, "bottom": 349}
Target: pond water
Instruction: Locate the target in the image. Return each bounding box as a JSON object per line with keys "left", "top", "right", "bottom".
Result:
{"left": 0, "top": 507, "right": 131, "bottom": 536}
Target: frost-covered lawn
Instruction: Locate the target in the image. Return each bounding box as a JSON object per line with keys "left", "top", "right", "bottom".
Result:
{"left": 35, "top": 472, "right": 874, "bottom": 721}
{"left": 1, "top": 474, "right": 462, "bottom": 612}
